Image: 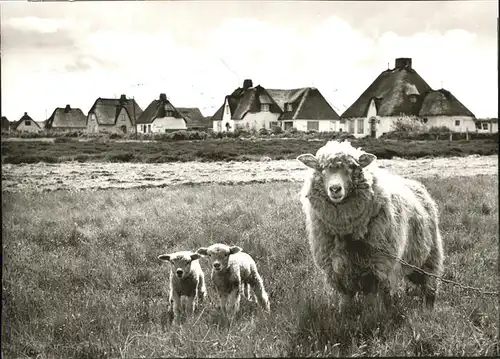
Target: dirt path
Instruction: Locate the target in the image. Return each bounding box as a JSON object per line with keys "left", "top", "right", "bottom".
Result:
{"left": 1, "top": 155, "right": 497, "bottom": 192}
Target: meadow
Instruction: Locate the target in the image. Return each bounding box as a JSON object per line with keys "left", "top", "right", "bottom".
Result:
{"left": 2, "top": 136, "right": 498, "bottom": 164}
{"left": 2, "top": 174, "right": 498, "bottom": 358}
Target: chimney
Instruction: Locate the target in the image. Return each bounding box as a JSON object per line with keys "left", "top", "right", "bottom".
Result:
{"left": 159, "top": 93, "right": 167, "bottom": 101}
{"left": 65, "top": 104, "right": 71, "bottom": 113}
{"left": 243, "top": 79, "right": 253, "bottom": 90}
{"left": 24, "top": 112, "right": 27, "bottom": 116}
{"left": 395, "top": 58, "right": 412, "bottom": 69}
{"left": 119, "top": 94, "right": 127, "bottom": 104}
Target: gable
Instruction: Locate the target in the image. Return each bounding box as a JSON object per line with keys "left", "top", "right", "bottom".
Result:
{"left": 294, "top": 89, "right": 339, "bottom": 120}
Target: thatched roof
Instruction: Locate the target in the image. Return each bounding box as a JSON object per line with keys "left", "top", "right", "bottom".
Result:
{"left": 419, "top": 89, "right": 475, "bottom": 118}
{"left": 1, "top": 116, "right": 10, "bottom": 130}
{"left": 12, "top": 112, "right": 41, "bottom": 130}
{"left": 46, "top": 105, "right": 87, "bottom": 129}
{"left": 176, "top": 107, "right": 209, "bottom": 129}
{"left": 212, "top": 81, "right": 339, "bottom": 121}
{"left": 88, "top": 95, "right": 143, "bottom": 125}
{"left": 342, "top": 59, "right": 432, "bottom": 119}
{"left": 136, "top": 93, "right": 185, "bottom": 125}
{"left": 342, "top": 58, "right": 476, "bottom": 119}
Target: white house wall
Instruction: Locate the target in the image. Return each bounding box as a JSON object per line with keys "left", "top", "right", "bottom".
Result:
{"left": 425, "top": 116, "right": 476, "bottom": 132}
{"left": 238, "top": 112, "right": 281, "bottom": 131}
{"left": 150, "top": 117, "right": 187, "bottom": 132}
{"left": 15, "top": 120, "right": 41, "bottom": 132}
{"left": 293, "top": 119, "right": 337, "bottom": 132}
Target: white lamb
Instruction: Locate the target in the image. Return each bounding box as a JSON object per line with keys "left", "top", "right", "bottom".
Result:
{"left": 297, "top": 140, "right": 444, "bottom": 311}
{"left": 158, "top": 250, "right": 207, "bottom": 324}
{"left": 196, "top": 243, "right": 271, "bottom": 316}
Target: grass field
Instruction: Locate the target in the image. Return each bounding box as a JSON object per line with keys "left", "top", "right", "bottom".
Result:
{"left": 2, "top": 137, "right": 498, "bottom": 164}
{"left": 2, "top": 175, "right": 498, "bottom": 358}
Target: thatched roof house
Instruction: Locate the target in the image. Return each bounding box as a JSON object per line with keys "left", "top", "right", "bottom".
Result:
{"left": 177, "top": 107, "right": 209, "bottom": 130}
{"left": 1, "top": 116, "right": 10, "bottom": 132}
{"left": 136, "top": 93, "right": 187, "bottom": 133}
{"left": 12, "top": 112, "right": 42, "bottom": 132}
{"left": 45, "top": 105, "right": 87, "bottom": 131}
{"left": 87, "top": 94, "right": 143, "bottom": 134}
{"left": 212, "top": 79, "right": 339, "bottom": 132}
{"left": 341, "top": 58, "right": 476, "bottom": 137}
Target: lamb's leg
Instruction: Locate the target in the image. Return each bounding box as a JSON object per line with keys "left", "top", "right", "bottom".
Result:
{"left": 198, "top": 275, "right": 206, "bottom": 303}
{"left": 250, "top": 275, "right": 270, "bottom": 313}
{"left": 186, "top": 295, "right": 196, "bottom": 316}
{"left": 339, "top": 293, "right": 354, "bottom": 313}
{"left": 227, "top": 287, "right": 241, "bottom": 317}
{"left": 219, "top": 293, "right": 228, "bottom": 314}
{"left": 170, "top": 292, "right": 182, "bottom": 325}
{"left": 243, "top": 282, "right": 253, "bottom": 301}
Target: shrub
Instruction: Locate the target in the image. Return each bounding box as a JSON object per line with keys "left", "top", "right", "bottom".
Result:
{"left": 391, "top": 115, "right": 428, "bottom": 132}
{"left": 271, "top": 125, "right": 283, "bottom": 135}
{"left": 259, "top": 128, "right": 269, "bottom": 136}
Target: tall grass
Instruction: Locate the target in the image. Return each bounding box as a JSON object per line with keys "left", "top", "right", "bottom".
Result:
{"left": 2, "top": 176, "right": 498, "bottom": 357}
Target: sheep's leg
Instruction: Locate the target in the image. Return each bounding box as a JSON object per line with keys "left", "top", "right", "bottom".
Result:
{"left": 244, "top": 283, "right": 254, "bottom": 302}
{"left": 219, "top": 293, "right": 228, "bottom": 314}
{"left": 198, "top": 275, "right": 206, "bottom": 303}
{"left": 405, "top": 233, "right": 444, "bottom": 310}
{"left": 170, "top": 292, "right": 182, "bottom": 325}
{"left": 227, "top": 288, "right": 241, "bottom": 317}
{"left": 251, "top": 276, "right": 270, "bottom": 313}
{"left": 339, "top": 293, "right": 354, "bottom": 313}
{"left": 186, "top": 295, "right": 196, "bottom": 316}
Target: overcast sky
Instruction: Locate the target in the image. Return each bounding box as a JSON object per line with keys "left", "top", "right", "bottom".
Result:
{"left": 1, "top": 0, "right": 497, "bottom": 122}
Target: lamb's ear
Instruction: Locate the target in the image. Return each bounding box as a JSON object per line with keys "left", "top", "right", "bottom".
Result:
{"left": 358, "top": 153, "right": 376, "bottom": 168}
{"left": 297, "top": 154, "right": 319, "bottom": 170}
{"left": 196, "top": 247, "right": 209, "bottom": 256}
{"left": 158, "top": 254, "right": 171, "bottom": 262}
{"left": 229, "top": 246, "right": 242, "bottom": 255}
{"left": 190, "top": 253, "right": 201, "bottom": 261}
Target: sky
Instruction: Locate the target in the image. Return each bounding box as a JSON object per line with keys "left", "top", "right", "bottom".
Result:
{"left": 1, "top": 0, "right": 498, "bottom": 122}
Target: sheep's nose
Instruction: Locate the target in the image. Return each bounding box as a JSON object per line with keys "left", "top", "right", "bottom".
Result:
{"left": 213, "top": 262, "right": 221, "bottom": 269}
{"left": 176, "top": 269, "right": 183, "bottom": 277}
{"left": 329, "top": 185, "right": 342, "bottom": 194}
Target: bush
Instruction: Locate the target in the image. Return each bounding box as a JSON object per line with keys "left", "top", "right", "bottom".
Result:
{"left": 270, "top": 126, "right": 283, "bottom": 135}
{"left": 259, "top": 128, "right": 269, "bottom": 136}
{"left": 391, "top": 115, "right": 428, "bottom": 132}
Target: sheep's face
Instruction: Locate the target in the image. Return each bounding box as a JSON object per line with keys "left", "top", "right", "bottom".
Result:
{"left": 196, "top": 244, "right": 242, "bottom": 271}
{"left": 158, "top": 251, "right": 201, "bottom": 279}
{"left": 297, "top": 151, "right": 376, "bottom": 203}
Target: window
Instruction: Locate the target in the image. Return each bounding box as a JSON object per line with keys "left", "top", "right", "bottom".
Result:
{"left": 348, "top": 120, "right": 355, "bottom": 134}
{"left": 285, "top": 103, "right": 293, "bottom": 112}
{"left": 408, "top": 95, "right": 417, "bottom": 104}
{"left": 25, "top": 120, "right": 31, "bottom": 126}
{"left": 121, "top": 114, "right": 126, "bottom": 121}
{"left": 261, "top": 104, "right": 270, "bottom": 112}
{"left": 422, "top": 118, "right": 428, "bottom": 124}
{"left": 165, "top": 110, "right": 174, "bottom": 117}
{"left": 357, "top": 119, "right": 364, "bottom": 134}
{"left": 482, "top": 123, "right": 488, "bottom": 130}
{"left": 284, "top": 121, "right": 293, "bottom": 130}
{"left": 147, "top": 124, "right": 151, "bottom": 133}
{"left": 307, "top": 121, "right": 319, "bottom": 131}
{"left": 455, "top": 120, "right": 460, "bottom": 126}
{"left": 269, "top": 121, "right": 279, "bottom": 128}
{"left": 339, "top": 119, "right": 346, "bottom": 124}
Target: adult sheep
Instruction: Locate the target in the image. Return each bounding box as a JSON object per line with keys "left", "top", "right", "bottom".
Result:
{"left": 297, "top": 140, "right": 444, "bottom": 311}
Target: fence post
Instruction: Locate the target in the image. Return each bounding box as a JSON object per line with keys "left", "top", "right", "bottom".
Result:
{"left": 466, "top": 127, "right": 469, "bottom": 141}
{"left": 449, "top": 131, "right": 452, "bottom": 142}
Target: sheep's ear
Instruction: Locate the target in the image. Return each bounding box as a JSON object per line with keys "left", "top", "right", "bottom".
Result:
{"left": 190, "top": 253, "right": 201, "bottom": 261}
{"left": 358, "top": 153, "right": 376, "bottom": 168}
{"left": 229, "top": 246, "right": 242, "bottom": 254}
{"left": 158, "top": 254, "right": 171, "bottom": 262}
{"left": 297, "top": 154, "right": 319, "bottom": 170}
{"left": 196, "top": 247, "right": 209, "bottom": 256}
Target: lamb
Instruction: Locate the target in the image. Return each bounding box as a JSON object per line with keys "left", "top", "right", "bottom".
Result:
{"left": 196, "top": 243, "right": 270, "bottom": 317}
{"left": 297, "top": 140, "right": 444, "bottom": 311}
{"left": 158, "top": 250, "right": 207, "bottom": 324}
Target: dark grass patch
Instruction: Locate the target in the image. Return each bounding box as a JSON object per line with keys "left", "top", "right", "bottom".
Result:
{"left": 1, "top": 138, "right": 498, "bottom": 164}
